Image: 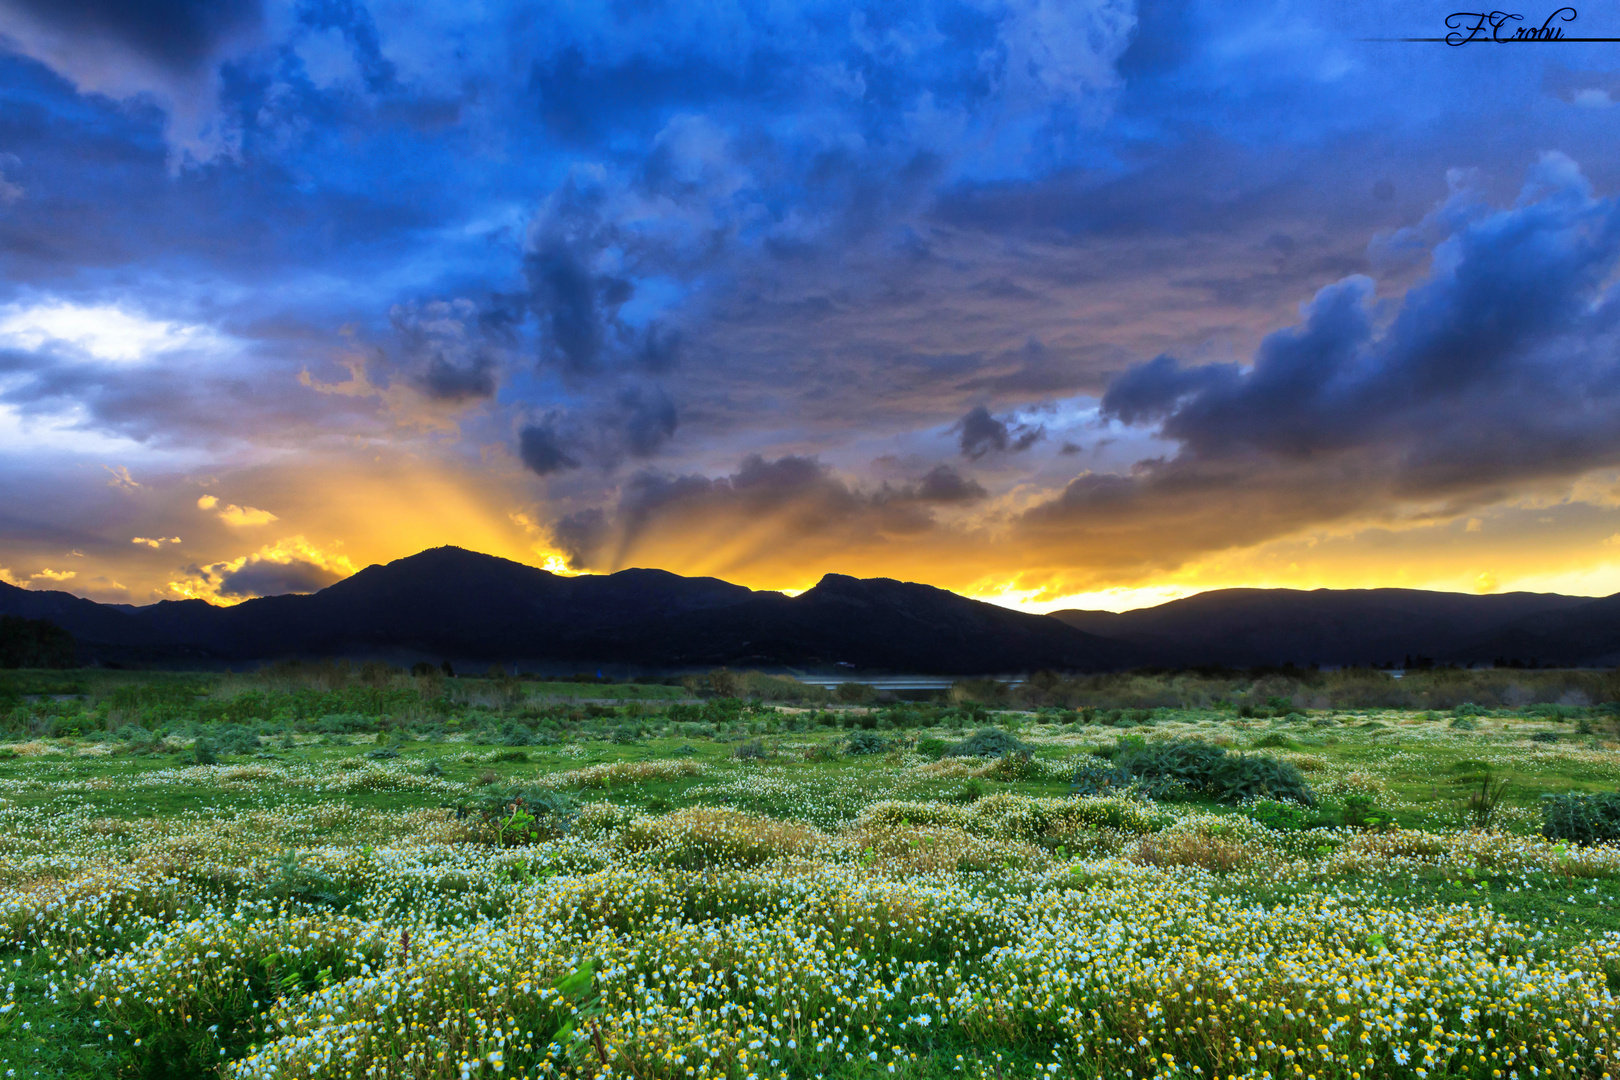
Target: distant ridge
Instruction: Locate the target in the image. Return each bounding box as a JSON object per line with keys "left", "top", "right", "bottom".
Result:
{"left": 3, "top": 549, "right": 1617, "bottom": 672}
{"left": 0, "top": 546, "right": 1136, "bottom": 673}
{"left": 1048, "top": 587, "right": 1611, "bottom": 668}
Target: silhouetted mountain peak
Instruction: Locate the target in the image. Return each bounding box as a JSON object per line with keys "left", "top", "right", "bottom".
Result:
{"left": 5, "top": 547, "right": 1617, "bottom": 672}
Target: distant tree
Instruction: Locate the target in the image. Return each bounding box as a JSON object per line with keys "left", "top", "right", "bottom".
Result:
{"left": 0, "top": 616, "right": 76, "bottom": 668}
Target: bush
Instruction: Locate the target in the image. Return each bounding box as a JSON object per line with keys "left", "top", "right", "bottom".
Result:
{"left": 1542, "top": 792, "right": 1620, "bottom": 846}
{"left": 456, "top": 786, "right": 578, "bottom": 845}
{"left": 733, "top": 739, "right": 765, "bottom": 760}
{"left": 835, "top": 682, "right": 876, "bottom": 704}
{"left": 1454, "top": 702, "right": 1484, "bottom": 718}
{"left": 949, "top": 727, "right": 1031, "bottom": 758}
{"left": 1246, "top": 799, "right": 1309, "bottom": 831}
{"left": 845, "top": 730, "right": 889, "bottom": 755}
{"left": 498, "top": 721, "right": 533, "bottom": 747}
{"left": 191, "top": 738, "right": 218, "bottom": 766}
{"left": 915, "top": 736, "right": 950, "bottom": 759}
{"left": 313, "top": 713, "right": 375, "bottom": 734}
{"left": 1069, "top": 758, "right": 1146, "bottom": 798}
{"left": 1108, "top": 738, "right": 1316, "bottom": 807}
{"left": 1449, "top": 716, "right": 1479, "bottom": 731}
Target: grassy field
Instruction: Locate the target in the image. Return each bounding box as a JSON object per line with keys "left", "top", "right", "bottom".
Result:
{"left": 2, "top": 667, "right": 1620, "bottom": 1079}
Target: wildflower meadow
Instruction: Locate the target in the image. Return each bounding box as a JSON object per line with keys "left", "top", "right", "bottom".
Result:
{"left": 1, "top": 665, "right": 1619, "bottom": 1079}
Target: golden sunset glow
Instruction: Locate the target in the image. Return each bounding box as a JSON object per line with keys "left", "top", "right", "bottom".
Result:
{"left": 1, "top": 5, "right": 1617, "bottom": 617}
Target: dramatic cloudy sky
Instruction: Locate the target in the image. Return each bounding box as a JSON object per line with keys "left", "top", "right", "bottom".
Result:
{"left": 3, "top": 0, "right": 1620, "bottom": 610}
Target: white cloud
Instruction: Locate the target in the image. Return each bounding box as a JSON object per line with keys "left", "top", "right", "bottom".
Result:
{"left": 0, "top": 300, "right": 228, "bottom": 364}
{"left": 132, "top": 536, "right": 181, "bottom": 549}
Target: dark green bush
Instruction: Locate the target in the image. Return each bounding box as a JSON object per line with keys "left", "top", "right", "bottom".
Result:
{"left": 1542, "top": 792, "right": 1620, "bottom": 845}
{"left": 1068, "top": 758, "right": 1140, "bottom": 798}
{"left": 457, "top": 787, "right": 578, "bottom": 845}
{"left": 845, "top": 730, "right": 889, "bottom": 755}
{"left": 498, "top": 721, "right": 534, "bottom": 747}
{"left": 914, "top": 736, "right": 950, "bottom": 759}
{"left": 949, "top": 727, "right": 1031, "bottom": 758}
{"left": 1245, "top": 799, "right": 1334, "bottom": 831}
{"left": 1106, "top": 738, "right": 1315, "bottom": 806}
{"left": 314, "top": 713, "right": 376, "bottom": 734}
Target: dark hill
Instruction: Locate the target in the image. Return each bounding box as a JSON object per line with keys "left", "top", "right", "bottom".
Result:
{"left": 1048, "top": 587, "right": 1600, "bottom": 668}
{"left": 1455, "top": 592, "right": 1620, "bottom": 668}
{"left": 0, "top": 547, "right": 1133, "bottom": 674}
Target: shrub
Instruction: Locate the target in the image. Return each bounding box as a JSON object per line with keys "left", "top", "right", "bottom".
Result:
{"left": 1246, "top": 798, "right": 1333, "bottom": 831}
{"left": 1542, "top": 792, "right": 1620, "bottom": 846}
{"left": 1108, "top": 738, "right": 1315, "bottom": 807}
{"left": 1449, "top": 716, "right": 1479, "bottom": 731}
{"left": 1339, "top": 793, "right": 1396, "bottom": 831}
{"left": 313, "top": 713, "right": 375, "bottom": 734}
{"left": 498, "top": 721, "right": 533, "bottom": 747}
{"left": 191, "top": 738, "right": 218, "bottom": 766}
{"left": 949, "top": 727, "right": 1031, "bottom": 758}
{"left": 915, "top": 736, "right": 950, "bottom": 759}
{"left": 1068, "top": 758, "right": 1144, "bottom": 798}
{"left": 845, "top": 730, "right": 889, "bottom": 755}
{"left": 733, "top": 739, "right": 765, "bottom": 760}
{"left": 835, "top": 682, "right": 876, "bottom": 704}
{"left": 1134, "top": 825, "right": 1257, "bottom": 873}
{"left": 457, "top": 786, "right": 578, "bottom": 845}
{"left": 619, "top": 807, "right": 822, "bottom": 868}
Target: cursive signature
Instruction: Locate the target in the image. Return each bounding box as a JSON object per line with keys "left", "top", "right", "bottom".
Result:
{"left": 1445, "top": 7, "right": 1577, "bottom": 44}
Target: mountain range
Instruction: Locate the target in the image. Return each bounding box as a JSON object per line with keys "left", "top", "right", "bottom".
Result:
{"left": 0, "top": 545, "right": 1615, "bottom": 672}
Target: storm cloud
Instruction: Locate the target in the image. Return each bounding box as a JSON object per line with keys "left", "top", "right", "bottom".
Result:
{"left": 216, "top": 556, "right": 341, "bottom": 598}
{"left": 1098, "top": 154, "right": 1620, "bottom": 495}
{"left": 10, "top": 1, "right": 1620, "bottom": 605}
{"left": 954, "top": 405, "right": 1045, "bottom": 459}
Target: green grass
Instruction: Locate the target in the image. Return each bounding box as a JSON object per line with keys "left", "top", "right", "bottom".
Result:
{"left": 3, "top": 671, "right": 1620, "bottom": 1078}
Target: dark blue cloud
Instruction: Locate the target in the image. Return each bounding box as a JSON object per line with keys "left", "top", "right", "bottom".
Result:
{"left": 1098, "top": 154, "right": 1620, "bottom": 491}
{"left": 954, "top": 405, "right": 1043, "bottom": 458}
{"left": 3, "top": 0, "right": 262, "bottom": 74}
{"left": 518, "top": 420, "right": 578, "bottom": 476}
{"left": 217, "top": 556, "right": 340, "bottom": 597}
{"left": 10, "top": 0, "right": 1620, "bottom": 589}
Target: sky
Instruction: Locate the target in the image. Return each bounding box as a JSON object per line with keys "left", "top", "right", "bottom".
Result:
{"left": 3, "top": 0, "right": 1620, "bottom": 612}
